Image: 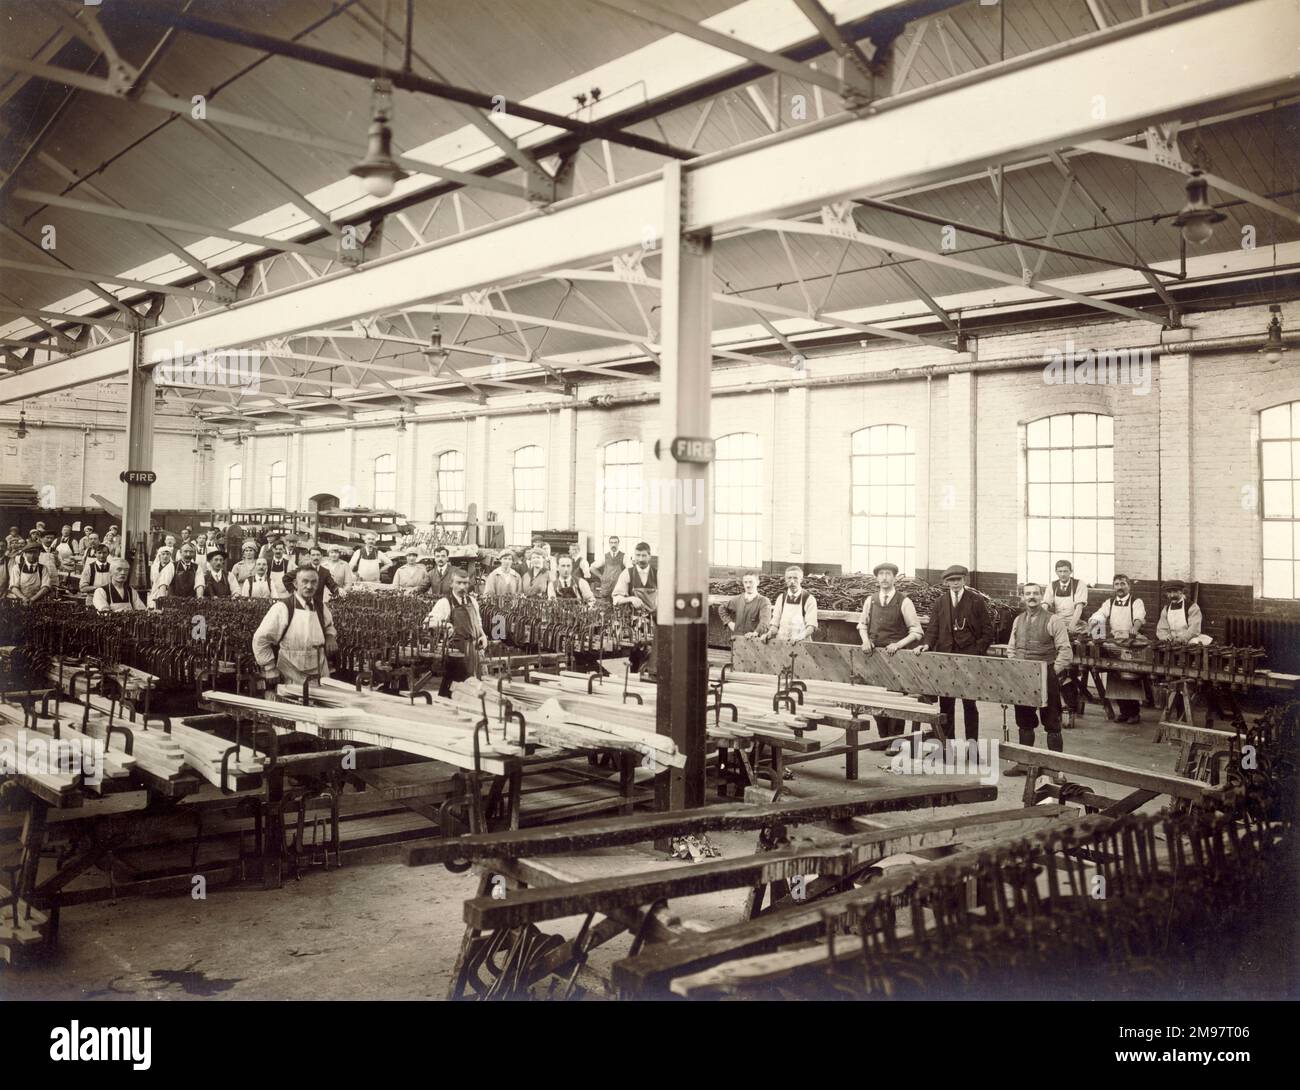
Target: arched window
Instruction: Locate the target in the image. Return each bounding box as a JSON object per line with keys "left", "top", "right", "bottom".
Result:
{"left": 713, "top": 432, "right": 762, "bottom": 567}
{"left": 850, "top": 425, "right": 915, "bottom": 576}
{"left": 512, "top": 445, "right": 545, "bottom": 546}
{"left": 268, "top": 460, "right": 286, "bottom": 508}
{"left": 1024, "top": 412, "right": 1114, "bottom": 586}
{"left": 597, "top": 439, "right": 643, "bottom": 548}
{"left": 373, "top": 454, "right": 396, "bottom": 510}
{"left": 1262, "top": 401, "right": 1300, "bottom": 598}
{"left": 436, "top": 449, "right": 466, "bottom": 518}
{"left": 225, "top": 463, "right": 243, "bottom": 508}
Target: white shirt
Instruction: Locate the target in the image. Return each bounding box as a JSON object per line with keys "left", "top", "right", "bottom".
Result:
{"left": 1090, "top": 595, "right": 1146, "bottom": 639}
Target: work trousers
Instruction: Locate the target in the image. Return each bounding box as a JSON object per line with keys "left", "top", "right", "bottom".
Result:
{"left": 1015, "top": 668, "right": 1063, "bottom": 750}
{"left": 438, "top": 656, "right": 470, "bottom": 698}
{"left": 937, "top": 696, "right": 979, "bottom": 742}
{"left": 875, "top": 715, "right": 905, "bottom": 738}
{"left": 1115, "top": 699, "right": 1142, "bottom": 721}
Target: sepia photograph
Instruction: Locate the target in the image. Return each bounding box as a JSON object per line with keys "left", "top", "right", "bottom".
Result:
{"left": 0, "top": 0, "right": 1296, "bottom": 1061}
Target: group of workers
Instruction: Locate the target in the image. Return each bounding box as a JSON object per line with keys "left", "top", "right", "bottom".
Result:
{"left": 718, "top": 557, "right": 1210, "bottom": 768}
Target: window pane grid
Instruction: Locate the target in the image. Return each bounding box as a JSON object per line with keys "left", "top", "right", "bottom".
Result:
{"left": 1262, "top": 401, "right": 1300, "bottom": 599}
{"left": 713, "top": 432, "right": 762, "bottom": 567}
{"left": 850, "top": 425, "right": 915, "bottom": 576}
{"left": 374, "top": 454, "right": 396, "bottom": 510}
{"left": 226, "top": 464, "right": 242, "bottom": 509}
{"left": 1024, "top": 412, "right": 1113, "bottom": 586}
{"left": 513, "top": 445, "right": 545, "bottom": 547}
{"left": 269, "top": 460, "right": 286, "bottom": 509}
{"left": 598, "top": 439, "right": 643, "bottom": 547}
{"left": 436, "top": 449, "right": 466, "bottom": 519}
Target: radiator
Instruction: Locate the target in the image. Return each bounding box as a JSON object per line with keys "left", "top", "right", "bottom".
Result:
{"left": 1224, "top": 615, "right": 1300, "bottom": 673}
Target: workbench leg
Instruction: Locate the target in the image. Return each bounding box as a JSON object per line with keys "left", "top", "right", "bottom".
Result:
{"left": 844, "top": 724, "right": 859, "bottom": 781}
{"left": 1021, "top": 767, "right": 1041, "bottom": 808}
{"left": 17, "top": 798, "right": 50, "bottom": 917}
{"left": 448, "top": 871, "right": 494, "bottom": 1001}
{"left": 263, "top": 768, "right": 285, "bottom": 891}
{"left": 507, "top": 767, "right": 523, "bottom": 829}
{"left": 618, "top": 753, "right": 636, "bottom": 816}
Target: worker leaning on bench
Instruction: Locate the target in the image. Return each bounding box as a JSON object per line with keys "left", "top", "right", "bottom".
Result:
{"left": 856, "top": 561, "right": 923, "bottom": 738}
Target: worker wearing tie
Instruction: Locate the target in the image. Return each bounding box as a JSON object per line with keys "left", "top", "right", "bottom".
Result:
{"left": 253, "top": 566, "right": 338, "bottom": 690}
{"left": 79, "top": 543, "right": 114, "bottom": 600}
{"left": 720, "top": 572, "right": 772, "bottom": 642}
{"left": 548, "top": 555, "right": 594, "bottom": 601}
{"left": 8, "top": 541, "right": 53, "bottom": 602}
{"left": 424, "top": 569, "right": 489, "bottom": 696}
{"left": 856, "top": 562, "right": 923, "bottom": 737}
{"left": 762, "top": 566, "right": 819, "bottom": 643}
{"left": 917, "top": 564, "right": 992, "bottom": 743}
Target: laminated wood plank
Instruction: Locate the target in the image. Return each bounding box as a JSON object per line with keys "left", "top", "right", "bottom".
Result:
{"left": 464, "top": 805, "right": 1071, "bottom": 930}
{"left": 997, "top": 743, "right": 1227, "bottom": 802}
{"left": 409, "top": 780, "right": 996, "bottom": 865}
{"left": 733, "top": 640, "right": 1046, "bottom": 705}
{"left": 612, "top": 813, "right": 1110, "bottom": 994}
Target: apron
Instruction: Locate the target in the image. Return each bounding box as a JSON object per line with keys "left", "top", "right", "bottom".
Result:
{"left": 629, "top": 565, "right": 657, "bottom": 610}
{"left": 775, "top": 591, "right": 810, "bottom": 641}
{"left": 102, "top": 584, "right": 143, "bottom": 612}
{"left": 1103, "top": 599, "right": 1144, "bottom": 701}
{"left": 443, "top": 594, "right": 481, "bottom": 675}
{"left": 268, "top": 559, "right": 292, "bottom": 598}
{"left": 169, "top": 563, "right": 199, "bottom": 598}
{"left": 354, "top": 547, "right": 384, "bottom": 583}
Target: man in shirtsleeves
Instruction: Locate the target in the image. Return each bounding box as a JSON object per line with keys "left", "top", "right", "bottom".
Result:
{"left": 349, "top": 531, "right": 392, "bottom": 584}
{"left": 762, "top": 566, "right": 819, "bottom": 643}
{"left": 548, "top": 555, "right": 594, "bottom": 602}
{"left": 253, "top": 566, "right": 338, "bottom": 690}
{"left": 1004, "top": 582, "right": 1073, "bottom": 775}
{"left": 856, "top": 561, "right": 923, "bottom": 737}
{"left": 612, "top": 542, "right": 658, "bottom": 612}
{"left": 1088, "top": 573, "right": 1147, "bottom": 724}
{"left": 93, "top": 560, "right": 146, "bottom": 612}
{"left": 424, "top": 568, "right": 489, "bottom": 697}
{"left": 1156, "top": 581, "right": 1205, "bottom": 643}
{"left": 591, "top": 536, "right": 627, "bottom": 600}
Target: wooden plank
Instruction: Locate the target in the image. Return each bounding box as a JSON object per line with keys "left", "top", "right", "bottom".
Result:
{"left": 465, "top": 806, "right": 1071, "bottom": 928}
{"left": 733, "top": 641, "right": 1046, "bottom": 705}
{"left": 409, "top": 780, "right": 997, "bottom": 865}
{"left": 612, "top": 812, "right": 1113, "bottom": 993}
{"left": 998, "top": 742, "right": 1227, "bottom": 801}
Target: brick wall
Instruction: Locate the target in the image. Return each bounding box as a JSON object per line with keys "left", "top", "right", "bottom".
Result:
{"left": 19, "top": 300, "right": 1300, "bottom": 623}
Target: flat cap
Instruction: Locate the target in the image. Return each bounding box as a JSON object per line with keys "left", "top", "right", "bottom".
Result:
{"left": 940, "top": 564, "right": 969, "bottom": 580}
{"left": 872, "top": 561, "right": 899, "bottom": 576}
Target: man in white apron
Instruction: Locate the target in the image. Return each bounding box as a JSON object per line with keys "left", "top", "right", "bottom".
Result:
{"left": 8, "top": 541, "right": 53, "bottom": 602}
{"left": 253, "top": 566, "right": 338, "bottom": 690}
{"left": 1043, "top": 559, "right": 1088, "bottom": 631}
{"left": 1089, "top": 573, "right": 1147, "bottom": 723}
{"left": 763, "top": 566, "right": 819, "bottom": 642}
{"left": 1156, "top": 581, "right": 1206, "bottom": 643}
{"left": 349, "top": 532, "right": 391, "bottom": 583}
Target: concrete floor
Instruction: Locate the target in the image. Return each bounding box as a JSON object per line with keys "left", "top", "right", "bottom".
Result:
{"left": 0, "top": 698, "right": 1189, "bottom": 1001}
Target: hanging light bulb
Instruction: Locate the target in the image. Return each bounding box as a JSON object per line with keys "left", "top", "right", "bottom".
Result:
{"left": 234, "top": 432, "right": 244, "bottom": 448}
{"left": 16, "top": 408, "right": 27, "bottom": 439}
{"left": 1172, "top": 170, "right": 1225, "bottom": 246}
{"left": 394, "top": 408, "right": 407, "bottom": 433}
{"left": 423, "top": 322, "right": 450, "bottom": 376}
{"left": 350, "top": 79, "right": 408, "bottom": 199}
{"left": 1260, "top": 304, "right": 1287, "bottom": 364}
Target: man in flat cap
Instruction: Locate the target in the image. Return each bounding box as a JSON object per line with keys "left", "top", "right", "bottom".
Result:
{"left": 1156, "top": 581, "right": 1204, "bottom": 644}
{"left": 7, "top": 540, "right": 52, "bottom": 602}
{"left": 917, "top": 564, "right": 992, "bottom": 744}
{"left": 856, "top": 561, "right": 923, "bottom": 737}
{"left": 198, "top": 549, "right": 234, "bottom": 597}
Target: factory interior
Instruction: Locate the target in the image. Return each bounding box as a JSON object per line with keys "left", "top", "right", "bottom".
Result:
{"left": 0, "top": 0, "right": 1297, "bottom": 1029}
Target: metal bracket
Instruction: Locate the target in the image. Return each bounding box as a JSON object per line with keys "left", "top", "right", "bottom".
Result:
{"left": 820, "top": 202, "right": 858, "bottom": 239}
{"left": 612, "top": 250, "right": 649, "bottom": 284}
{"left": 1145, "top": 124, "right": 1190, "bottom": 173}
